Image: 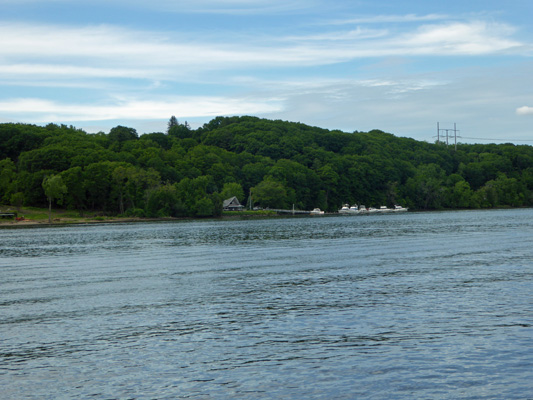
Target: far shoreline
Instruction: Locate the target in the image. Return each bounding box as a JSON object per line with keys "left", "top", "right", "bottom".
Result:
{"left": 0, "top": 209, "right": 286, "bottom": 229}
{"left": 1, "top": 206, "right": 526, "bottom": 229}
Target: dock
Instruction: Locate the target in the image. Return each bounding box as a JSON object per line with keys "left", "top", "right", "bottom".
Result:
{"left": 268, "top": 209, "right": 311, "bottom": 215}
{"left": 0, "top": 213, "right": 16, "bottom": 219}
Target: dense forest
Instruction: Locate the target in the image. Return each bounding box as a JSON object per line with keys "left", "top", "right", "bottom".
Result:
{"left": 1, "top": 115, "right": 533, "bottom": 218}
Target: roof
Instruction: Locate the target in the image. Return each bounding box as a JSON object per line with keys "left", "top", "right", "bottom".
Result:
{"left": 222, "top": 196, "right": 242, "bottom": 208}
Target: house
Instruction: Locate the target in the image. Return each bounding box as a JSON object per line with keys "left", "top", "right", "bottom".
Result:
{"left": 223, "top": 196, "right": 245, "bottom": 211}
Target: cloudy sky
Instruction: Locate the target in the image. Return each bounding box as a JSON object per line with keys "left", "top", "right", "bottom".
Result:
{"left": 1, "top": 0, "right": 533, "bottom": 143}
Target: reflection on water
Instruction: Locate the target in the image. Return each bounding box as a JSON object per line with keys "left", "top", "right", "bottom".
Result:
{"left": 1, "top": 209, "right": 533, "bottom": 399}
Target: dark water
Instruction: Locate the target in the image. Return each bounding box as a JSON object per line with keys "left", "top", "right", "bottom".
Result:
{"left": 1, "top": 209, "right": 532, "bottom": 399}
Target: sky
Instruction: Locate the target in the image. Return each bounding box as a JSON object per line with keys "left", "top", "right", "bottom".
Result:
{"left": 1, "top": 0, "right": 533, "bottom": 144}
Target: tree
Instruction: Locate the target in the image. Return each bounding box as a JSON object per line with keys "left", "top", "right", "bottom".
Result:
{"left": 42, "top": 175, "right": 67, "bottom": 223}
{"left": 318, "top": 164, "right": 339, "bottom": 209}
{"left": 251, "top": 178, "right": 289, "bottom": 209}
{"left": 220, "top": 182, "right": 245, "bottom": 202}
{"left": 194, "top": 197, "right": 215, "bottom": 217}
{"left": 61, "top": 167, "right": 87, "bottom": 214}
{"left": 167, "top": 116, "right": 179, "bottom": 134}
{"left": 403, "top": 164, "right": 445, "bottom": 209}
{"left": 0, "top": 158, "right": 16, "bottom": 203}
{"left": 10, "top": 192, "right": 24, "bottom": 211}
{"left": 449, "top": 180, "right": 473, "bottom": 208}
{"left": 108, "top": 126, "right": 138, "bottom": 151}
{"left": 145, "top": 184, "right": 186, "bottom": 217}
{"left": 112, "top": 165, "right": 160, "bottom": 214}
{"left": 168, "top": 121, "right": 192, "bottom": 139}
{"left": 84, "top": 161, "right": 118, "bottom": 211}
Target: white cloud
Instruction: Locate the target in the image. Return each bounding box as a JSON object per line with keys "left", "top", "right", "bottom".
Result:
{"left": 399, "top": 21, "right": 521, "bottom": 55}
{"left": 516, "top": 106, "right": 533, "bottom": 115}
{"left": 329, "top": 13, "right": 449, "bottom": 25}
{"left": 0, "top": 19, "right": 524, "bottom": 86}
{"left": 0, "top": 96, "right": 283, "bottom": 123}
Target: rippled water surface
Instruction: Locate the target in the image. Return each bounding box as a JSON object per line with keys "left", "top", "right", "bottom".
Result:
{"left": 1, "top": 209, "right": 533, "bottom": 399}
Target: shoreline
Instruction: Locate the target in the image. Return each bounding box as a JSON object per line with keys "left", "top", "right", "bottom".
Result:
{"left": 0, "top": 211, "right": 283, "bottom": 228}
{"left": 1, "top": 206, "right": 526, "bottom": 229}
{"left": 0, "top": 216, "right": 199, "bottom": 228}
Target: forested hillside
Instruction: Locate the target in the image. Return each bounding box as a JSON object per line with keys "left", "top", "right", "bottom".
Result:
{"left": 1, "top": 116, "right": 533, "bottom": 218}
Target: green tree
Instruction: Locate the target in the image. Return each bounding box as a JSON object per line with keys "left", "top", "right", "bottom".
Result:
{"left": 167, "top": 116, "right": 179, "bottom": 134}
{"left": 449, "top": 180, "right": 474, "bottom": 208}
{"left": 10, "top": 192, "right": 24, "bottom": 211}
{"left": 403, "top": 164, "right": 445, "bottom": 209}
{"left": 194, "top": 197, "right": 215, "bottom": 217}
{"left": 42, "top": 174, "right": 67, "bottom": 223}
{"left": 318, "top": 164, "right": 339, "bottom": 209}
{"left": 251, "top": 178, "right": 289, "bottom": 209}
{"left": 60, "top": 167, "right": 87, "bottom": 214}
{"left": 145, "top": 184, "right": 186, "bottom": 217}
{"left": 84, "top": 161, "right": 117, "bottom": 211}
{"left": 176, "top": 175, "right": 218, "bottom": 216}
{"left": 168, "top": 121, "right": 192, "bottom": 139}
{"left": 220, "top": 182, "right": 245, "bottom": 202}
{"left": 0, "top": 158, "right": 16, "bottom": 203}
{"left": 112, "top": 165, "right": 160, "bottom": 214}
{"left": 108, "top": 126, "right": 138, "bottom": 151}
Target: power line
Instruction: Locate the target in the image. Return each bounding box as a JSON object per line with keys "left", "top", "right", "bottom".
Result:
{"left": 457, "top": 136, "right": 533, "bottom": 143}
{"left": 433, "top": 135, "right": 533, "bottom": 143}
{"left": 435, "top": 122, "right": 533, "bottom": 143}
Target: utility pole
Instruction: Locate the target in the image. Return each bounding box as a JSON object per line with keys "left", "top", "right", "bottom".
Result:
{"left": 454, "top": 122, "right": 457, "bottom": 151}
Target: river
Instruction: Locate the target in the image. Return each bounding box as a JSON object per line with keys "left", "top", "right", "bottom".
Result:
{"left": 1, "top": 209, "right": 532, "bottom": 399}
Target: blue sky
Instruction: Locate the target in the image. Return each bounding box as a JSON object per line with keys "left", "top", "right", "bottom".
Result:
{"left": 1, "top": 0, "right": 533, "bottom": 143}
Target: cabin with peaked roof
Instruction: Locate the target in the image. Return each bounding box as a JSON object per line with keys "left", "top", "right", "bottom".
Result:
{"left": 223, "top": 196, "right": 244, "bottom": 211}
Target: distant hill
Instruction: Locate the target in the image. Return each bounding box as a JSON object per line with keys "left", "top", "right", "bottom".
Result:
{"left": 1, "top": 116, "right": 532, "bottom": 217}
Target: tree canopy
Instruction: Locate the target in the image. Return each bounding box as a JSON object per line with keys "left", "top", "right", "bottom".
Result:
{"left": 1, "top": 116, "right": 533, "bottom": 218}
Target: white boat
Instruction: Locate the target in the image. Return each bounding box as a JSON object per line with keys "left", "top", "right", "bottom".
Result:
{"left": 310, "top": 208, "right": 325, "bottom": 215}
{"left": 338, "top": 204, "right": 359, "bottom": 214}
{"left": 339, "top": 204, "right": 407, "bottom": 215}
{"left": 366, "top": 206, "right": 397, "bottom": 214}
{"left": 393, "top": 205, "right": 408, "bottom": 212}
{"left": 338, "top": 204, "right": 350, "bottom": 213}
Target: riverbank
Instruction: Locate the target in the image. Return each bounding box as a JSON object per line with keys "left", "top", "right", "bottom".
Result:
{"left": 0, "top": 206, "right": 280, "bottom": 228}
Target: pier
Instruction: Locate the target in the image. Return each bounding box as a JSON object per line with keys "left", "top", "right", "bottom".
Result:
{"left": 268, "top": 209, "right": 311, "bottom": 215}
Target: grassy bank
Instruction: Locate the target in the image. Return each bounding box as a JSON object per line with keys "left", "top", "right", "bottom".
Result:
{"left": 0, "top": 206, "right": 151, "bottom": 226}
{"left": 0, "top": 205, "right": 280, "bottom": 227}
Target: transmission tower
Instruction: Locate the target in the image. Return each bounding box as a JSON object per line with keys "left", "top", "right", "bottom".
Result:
{"left": 437, "top": 122, "right": 459, "bottom": 150}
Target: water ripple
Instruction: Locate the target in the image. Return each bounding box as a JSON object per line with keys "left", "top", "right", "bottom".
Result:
{"left": 1, "top": 209, "right": 533, "bottom": 399}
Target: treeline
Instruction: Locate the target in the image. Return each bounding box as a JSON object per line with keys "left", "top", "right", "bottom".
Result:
{"left": 1, "top": 115, "right": 533, "bottom": 218}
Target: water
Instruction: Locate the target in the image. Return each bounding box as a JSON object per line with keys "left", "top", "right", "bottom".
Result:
{"left": 1, "top": 209, "right": 532, "bottom": 399}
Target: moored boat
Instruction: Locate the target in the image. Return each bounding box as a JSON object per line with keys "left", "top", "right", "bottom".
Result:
{"left": 393, "top": 205, "right": 408, "bottom": 212}
{"left": 338, "top": 203, "right": 407, "bottom": 215}
{"left": 338, "top": 204, "right": 359, "bottom": 214}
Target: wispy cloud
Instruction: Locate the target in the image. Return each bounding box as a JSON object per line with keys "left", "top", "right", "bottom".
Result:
{"left": 1, "top": 1, "right": 531, "bottom": 141}
{"left": 329, "top": 13, "right": 449, "bottom": 25}
{"left": 0, "top": 96, "right": 283, "bottom": 123}
{"left": 398, "top": 21, "right": 521, "bottom": 55}
{"left": 0, "top": 19, "right": 523, "bottom": 86}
